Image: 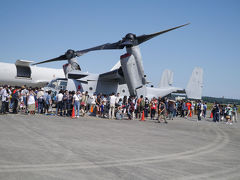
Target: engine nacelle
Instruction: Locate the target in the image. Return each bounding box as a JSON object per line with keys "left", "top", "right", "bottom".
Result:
{"left": 120, "top": 53, "right": 146, "bottom": 97}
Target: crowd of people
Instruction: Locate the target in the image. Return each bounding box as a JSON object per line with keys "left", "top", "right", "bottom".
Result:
{"left": 0, "top": 85, "right": 238, "bottom": 125}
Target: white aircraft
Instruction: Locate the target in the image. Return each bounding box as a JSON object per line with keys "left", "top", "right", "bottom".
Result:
{"left": 35, "top": 23, "right": 203, "bottom": 99}
{"left": 0, "top": 60, "right": 64, "bottom": 87}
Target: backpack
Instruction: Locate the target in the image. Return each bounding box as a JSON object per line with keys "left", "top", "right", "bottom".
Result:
{"left": 12, "top": 90, "right": 18, "bottom": 100}
{"left": 140, "top": 99, "right": 145, "bottom": 108}
{"left": 197, "top": 103, "right": 201, "bottom": 110}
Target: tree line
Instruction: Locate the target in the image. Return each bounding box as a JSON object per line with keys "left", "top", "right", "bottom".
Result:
{"left": 202, "top": 96, "right": 240, "bottom": 105}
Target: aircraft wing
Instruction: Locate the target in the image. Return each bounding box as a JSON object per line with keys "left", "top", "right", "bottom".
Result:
{"left": 15, "top": 60, "right": 34, "bottom": 67}
{"left": 99, "top": 69, "right": 125, "bottom": 84}
{"left": 67, "top": 70, "right": 89, "bottom": 79}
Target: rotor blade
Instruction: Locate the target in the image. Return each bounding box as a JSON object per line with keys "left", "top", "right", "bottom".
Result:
{"left": 76, "top": 41, "right": 123, "bottom": 56}
{"left": 137, "top": 23, "right": 190, "bottom": 45}
{"left": 32, "top": 54, "right": 67, "bottom": 65}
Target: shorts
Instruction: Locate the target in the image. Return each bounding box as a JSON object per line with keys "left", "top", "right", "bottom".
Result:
{"left": 28, "top": 104, "right": 35, "bottom": 111}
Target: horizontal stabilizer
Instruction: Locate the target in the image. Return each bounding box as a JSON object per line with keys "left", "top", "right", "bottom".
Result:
{"left": 146, "top": 86, "right": 183, "bottom": 99}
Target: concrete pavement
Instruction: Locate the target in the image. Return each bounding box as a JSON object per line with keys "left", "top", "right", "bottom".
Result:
{"left": 0, "top": 114, "right": 239, "bottom": 180}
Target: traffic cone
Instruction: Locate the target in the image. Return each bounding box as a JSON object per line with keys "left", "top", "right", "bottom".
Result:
{"left": 90, "top": 105, "right": 93, "bottom": 113}
{"left": 72, "top": 106, "right": 75, "bottom": 118}
{"left": 140, "top": 111, "right": 145, "bottom": 121}
{"left": 210, "top": 112, "right": 213, "bottom": 118}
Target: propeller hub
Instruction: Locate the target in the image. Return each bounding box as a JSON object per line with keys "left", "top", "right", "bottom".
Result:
{"left": 65, "top": 49, "right": 76, "bottom": 59}
{"left": 121, "top": 33, "right": 137, "bottom": 47}
{"left": 124, "top": 33, "right": 136, "bottom": 41}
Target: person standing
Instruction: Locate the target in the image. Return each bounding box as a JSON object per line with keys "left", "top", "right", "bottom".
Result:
{"left": 67, "top": 91, "right": 73, "bottom": 117}
{"left": 168, "top": 100, "right": 175, "bottom": 120}
{"left": 11, "top": 87, "right": 20, "bottom": 114}
{"left": 144, "top": 97, "right": 149, "bottom": 118}
{"left": 212, "top": 102, "right": 220, "bottom": 122}
{"left": 27, "top": 90, "right": 36, "bottom": 115}
{"left": 101, "top": 95, "right": 107, "bottom": 118}
{"left": 62, "top": 90, "right": 69, "bottom": 116}
{"left": 122, "top": 95, "right": 128, "bottom": 116}
{"left": 226, "top": 104, "right": 233, "bottom": 125}
{"left": 127, "top": 96, "right": 135, "bottom": 120}
{"left": 157, "top": 101, "right": 168, "bottom": 124}
{"left": 88, "top": 93, "right": 96, "bottom": 115}
{"left": 44, "top": 91, "right": 52, "bottom": 115}
{"left": 151, "top": 97, "right": 157, "bottom": 120}
{"left": 95, "top": 94, "right": 101, "bottom": 117}
{"left": 139, "top": 95, "right": 145, "bottom": 119}
{"left": 21, "top": 86, "right": 29, "bottom": 112}
{"left": 72, "top": 91, "right": 80, "bottom": 118}
{"left": 115, "top": 93, "right": 120, "bottom": 106}
{"left": 56, "top": 90, "right": 63, "bottom": 116}
{"left": 109, "top": 93, "right": 117, "bottom": 119}
{"left": 0, "top": 86, "right": 2, "bottom": 112}
{"left": 80, "top": 91, "right": 88, "bottom": 117}
{"left": 37, "top": 88, "right": 44, "bottom": 114}
{"left": 203, "top": 103, "right": 207, "bottom": 118}
{"left": 196, "top": 101, "right": 202, "bottom": 121}
{"left": 185, "top": 101, "right": 192, "bottom": 119}
{"left": 232, "top": 104, "right": 238, "bottom": 123}
{"left": 0, "top": 85, "right": 9, "bottom": 114}
{"left": 136, "top": 96, "right": 142, "bottom": 119}
{"left": 180, "top": 100, "right": 185, "bottom": 117}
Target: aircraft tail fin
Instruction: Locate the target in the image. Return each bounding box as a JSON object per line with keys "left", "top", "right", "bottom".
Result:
{"left": 185, "top": 67, "right": 203, "bottom": 99}
{"left": 158, "top": 69, "right": 174, "bottom": 88}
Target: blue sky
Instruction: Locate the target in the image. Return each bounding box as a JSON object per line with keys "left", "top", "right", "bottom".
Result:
{"left": 1, "top": 0, "right": 240, "bottom": 99}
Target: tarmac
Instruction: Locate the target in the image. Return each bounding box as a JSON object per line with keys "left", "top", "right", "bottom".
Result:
{"left": 0, "top": 113, "right": 239, "bottom": 180}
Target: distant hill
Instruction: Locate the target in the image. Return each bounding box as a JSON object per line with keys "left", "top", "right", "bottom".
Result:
{"left": 202, "top": 96, "right": 240, "bottom": 105}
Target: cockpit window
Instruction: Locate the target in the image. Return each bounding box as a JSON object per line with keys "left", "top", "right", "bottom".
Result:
{"left": 48, "top": 80, "right": 57, "bottom": 88}
{"left": 60, "top": 81, "right": 67, "bottom": 87}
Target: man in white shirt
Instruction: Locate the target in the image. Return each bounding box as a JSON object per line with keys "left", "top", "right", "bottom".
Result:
{"left": 56, "top": 90, "right": 63, "bottom": 116}
{"left": 0, "top": 85, "right": 9, "bottom": 114}
{"left": 88, "top": 93, "right": 96, "bottom": 114}
{"left": 109, "top": 93, "right": 117, "bottom": 119}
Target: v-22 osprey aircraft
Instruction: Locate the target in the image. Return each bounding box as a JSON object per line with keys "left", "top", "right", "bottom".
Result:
{"left": 34, "top": 23, "right": 203, "bottom": 99}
